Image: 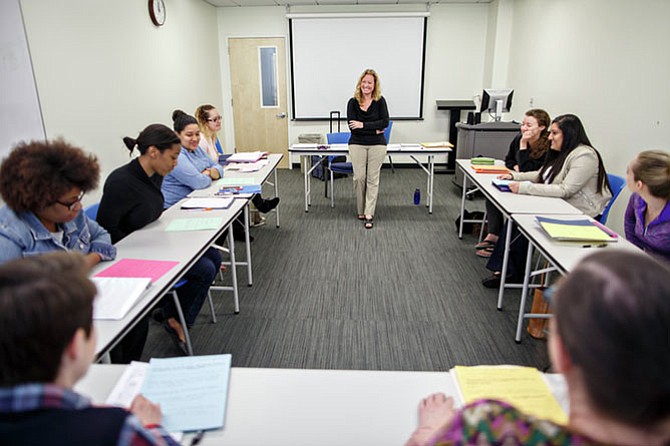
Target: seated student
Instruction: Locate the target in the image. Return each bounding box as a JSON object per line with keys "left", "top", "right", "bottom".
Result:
{"left": 98, "top": 124, "right": 222, "bottom": 355}
{"left": 475, "top": 109, "right": 550, "bottom": 258}
{"left": 624, "top": 150, "right": 670, "bottom": 263}
{"left": 194, "top": 103, "right": 279, "bottom": 215}
{"left": 0, "top": 139, "right": 116, "bottom": 267}
{"left": 482, "top": 114, "right": 612, "bottom": 287}
{"left": 0, "top": 252, "right": 178, "bottom": 446}
{"left": 161, "top": 109, "right": 223, "bottom": 209}
{"left": 407, "top": 250, "right": 670, "bottom": 446}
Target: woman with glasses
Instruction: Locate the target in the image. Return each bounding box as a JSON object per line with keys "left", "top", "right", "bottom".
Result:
{"left": 194, "top": 104, "right": 279, "bottom": 215}
{"left": 0, "top": 139, "right": 116, "bottom": 267}
{"left": 195, "top": 104, "right": 225, "bottom": 161}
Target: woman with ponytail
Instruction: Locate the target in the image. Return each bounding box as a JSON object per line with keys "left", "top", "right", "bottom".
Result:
{"left": 98, "top": 123, "right": 222, "bottom": 358}
{"left": 624, "top": 149, "right": 670, "bottom": 263}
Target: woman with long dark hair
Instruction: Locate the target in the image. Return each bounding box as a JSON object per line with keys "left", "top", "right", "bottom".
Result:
{"left": 482, "top": 114, "right": 612, "bottom": 287}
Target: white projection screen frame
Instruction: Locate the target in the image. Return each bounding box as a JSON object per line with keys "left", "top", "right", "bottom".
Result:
{"left": 289, "top": 14, "right": 428, "bottom": 120}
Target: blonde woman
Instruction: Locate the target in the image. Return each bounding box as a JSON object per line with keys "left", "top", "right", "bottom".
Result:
{"left": 194, "top": 104, "right": 279, "bottom": 216}
{"left": 195, "top": 104, "right": 225, "bottom": 161}
{"left": 347, "top": 69, "right": 390, "bottom": 229}
{"left": 624, "top": 150, "right": 670, "bottom": 263}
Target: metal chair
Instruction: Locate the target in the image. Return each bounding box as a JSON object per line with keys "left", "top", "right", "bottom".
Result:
{"left": 599, "top": 173, "right": 626, "bottom": 224}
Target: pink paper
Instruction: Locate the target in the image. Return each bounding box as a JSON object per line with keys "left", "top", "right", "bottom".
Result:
{"left": 94, "top": 258, "right": 179, "bottom": 282}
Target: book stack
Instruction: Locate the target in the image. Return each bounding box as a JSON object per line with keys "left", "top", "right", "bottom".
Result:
{"left": 535, "top": 216, "right": 618, "bottom": 242}
{"left": 470, "top": 164, "right": 510, "bottom": 174}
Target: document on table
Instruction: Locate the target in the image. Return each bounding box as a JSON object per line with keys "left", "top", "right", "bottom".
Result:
{"left": 106, "top": 361, "right": 183, "bottom": 442}
{"left": 451, "top": 365, "right": 567, "bottom": 424}
{"left": 94, "top": 259, "right": 179, "bottom": 282}
{"left": 217, "top": 177, "right": 257, "bottom": 187}
{"left": 166, "top": 217, "right": 223, "bottom": 232}
{"left": 227, "top": 151, "right": 267, "bottom": 163}
{"left": 141, "top": 355, "right": 232, "bottom": 432}
{"left": 226, "top": 159, "right": 268, "bottom": 172}
{"left": 181, "top": 197, "right": 234, "bottom": 210}
{"left": 535, "top": 216, "right": 616, "bottom": 242}
{"left": 91, "top": 277, "right": 151, "bottom": 320}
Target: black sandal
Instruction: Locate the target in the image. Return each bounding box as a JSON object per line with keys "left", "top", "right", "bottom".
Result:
{"left": 364, "top": 218, "right": 374, "bottom": 229}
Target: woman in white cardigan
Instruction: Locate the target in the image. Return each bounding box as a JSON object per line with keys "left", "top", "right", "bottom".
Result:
{"left": 482, "top": 114, "right": 612, "bottom": 288}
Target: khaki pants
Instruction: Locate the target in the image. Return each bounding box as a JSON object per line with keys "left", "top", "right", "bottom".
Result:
{"left": 349, "top": 144, "right": 387, "bottom": 216}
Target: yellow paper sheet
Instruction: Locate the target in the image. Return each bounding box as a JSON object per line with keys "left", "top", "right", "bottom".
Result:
{"left": 453, "top": 365, "right": 567, "bottom": 425}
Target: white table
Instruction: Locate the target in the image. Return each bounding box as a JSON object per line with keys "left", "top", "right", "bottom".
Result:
{"left": 192, "top": 153, "right": 283, "bottom": 286}
{"left": 92, "top": 199, "right": 247, "bottom": 359}
{"left": 289, "top": 144, "right": 452, "bottom": 214}
{"left": 76, "top": 364, "right": 568, "bottom": 446}
{"left": 510, "top": 214, "right": 641, "bottom": 342}
{"left": 455, "top": 160, "right": 583, "bottom": 310}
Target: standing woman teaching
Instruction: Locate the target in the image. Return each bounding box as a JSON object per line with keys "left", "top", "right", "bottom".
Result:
{"left": 347, "top": 69, "right": 390, "bottom": 229}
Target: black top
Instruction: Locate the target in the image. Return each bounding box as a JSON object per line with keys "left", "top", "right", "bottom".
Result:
{"left": 0, "top": 406, "right": 127, "bottom": 446}
{"left": 347, "top": 96, "right": 389, "bottom": 146}
{"left": 97, "top": 158, "right": 165, "bottom": 244}
{"left": 504, "top": 133, "right": 547, "bottom": 172}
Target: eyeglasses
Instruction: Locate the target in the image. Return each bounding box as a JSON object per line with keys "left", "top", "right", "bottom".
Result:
{"left": 55, "top": 191, "right": 85, "bottom": 212}
{"left": 207, "top": 115, "right": 223, "bottom": 123}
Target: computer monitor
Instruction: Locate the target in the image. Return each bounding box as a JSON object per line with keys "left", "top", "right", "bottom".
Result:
{"left": 480, "top": 88, "right": 514, "bottom": 121}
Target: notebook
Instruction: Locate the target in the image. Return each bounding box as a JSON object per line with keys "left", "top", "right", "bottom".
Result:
{"left": 535, "top": 216, "right": 617, "bottom": 242}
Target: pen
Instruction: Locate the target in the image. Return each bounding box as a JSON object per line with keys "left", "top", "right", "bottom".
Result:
{"left": 582, "top": 243, "right": 607, "bottom": 248}
{"left": 190, "top": 430, "right": 205, "bottom": 446}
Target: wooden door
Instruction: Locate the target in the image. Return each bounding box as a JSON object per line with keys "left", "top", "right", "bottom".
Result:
{"left": 229, "top": 37, "right": 289, "bottom": 168}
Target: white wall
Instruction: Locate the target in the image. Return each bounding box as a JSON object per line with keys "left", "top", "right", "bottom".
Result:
{"left": 506, "top": 0, "right": 670, "bottom": 232}
{"left": 20, "top": 0, "right": 222, "bottom": 204}
{"left": 217, "top": 3, "right": 491, "bottom": 162}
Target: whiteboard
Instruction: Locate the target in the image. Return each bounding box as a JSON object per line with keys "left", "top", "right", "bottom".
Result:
{"left": 0, "top": 0, "right": 45, "bottom": 161}
{"left": 289, "top": 15, "right": 427, "bottom": 120}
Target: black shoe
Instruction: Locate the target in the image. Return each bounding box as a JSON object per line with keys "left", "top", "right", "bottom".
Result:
{"left": 481, "top": 273, "right": 501, "bottom": 289}
{"left": 255, "top": 197, "right": 280, "bottom": 214}
{"left": 233, "top": 229, "right": 254, "bottom": 242}
{"left": 163, "top": 322, "right": 187, "bottom": 355}
{"left": 151, "top": 308, "right": 165, "bottom": 323}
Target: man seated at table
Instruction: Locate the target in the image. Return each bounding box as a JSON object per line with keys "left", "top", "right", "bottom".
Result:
{"left": 0, "top": 252, "right": 178, "bottom": 446}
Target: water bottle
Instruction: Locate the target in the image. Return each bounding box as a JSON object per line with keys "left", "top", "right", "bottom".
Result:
{"left": 413, "top": 188, "right": 420, "bottom": 205}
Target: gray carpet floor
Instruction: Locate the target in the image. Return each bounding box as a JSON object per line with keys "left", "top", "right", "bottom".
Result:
{"left": 142, "top": 166, "right": 550, "bottom": 371}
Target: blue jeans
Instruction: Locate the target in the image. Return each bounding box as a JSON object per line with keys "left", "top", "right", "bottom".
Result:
{"left": 164, "top": 247, "right": 222, "bottom": 326}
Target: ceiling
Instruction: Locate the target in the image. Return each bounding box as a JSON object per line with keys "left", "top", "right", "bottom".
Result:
{"left": 204, "top": 0, "right": 491, "bottom": 7}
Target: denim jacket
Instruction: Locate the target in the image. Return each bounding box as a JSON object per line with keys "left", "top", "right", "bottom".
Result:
{"left": 0, "top": 206, "right": 116, "bottom": 265}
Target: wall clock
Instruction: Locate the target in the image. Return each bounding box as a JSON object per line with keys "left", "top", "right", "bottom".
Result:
{"left": 149, "top": 0, "right": 166, "bottom": 27}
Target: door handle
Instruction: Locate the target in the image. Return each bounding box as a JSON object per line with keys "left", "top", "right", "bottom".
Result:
{"left": 276, "top": 112, "right": 286, "bottom": 119}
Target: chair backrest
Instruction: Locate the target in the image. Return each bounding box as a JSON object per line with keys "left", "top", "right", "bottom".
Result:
{"left": 327, "top": 132, "right": 350, "bottom": 144}
{"left": 599, "top": 174, "right": 626, "bottom": 224}
{"left": 84, "top": 203, "right": 100, "bottom": 221}
{"left": 383, "top": 120, "right": 393, "bottom": 144}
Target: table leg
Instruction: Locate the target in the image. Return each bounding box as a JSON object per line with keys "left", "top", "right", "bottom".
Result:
{"left": 244, "top": 204, "right": 252, "bottom": 287}
{"left": 228, "top": 223, "right": 240, "bottom": 314}
{"left": 515, "top": 241, "right": 535, "bottom": 342}
{"left": 496, "top": 218, "right": 513, "bottom": 310}
{"left": 273, "top": 168, "right": 280, "bottom": 228}
{"left": 458, "top": 172, "right": 468, "bottom": 239}
{"left": 428, "top": 156, "right": 434, "bottom": 213}
{"left": 304, "top": 156, "right": 310, "bottom": 212}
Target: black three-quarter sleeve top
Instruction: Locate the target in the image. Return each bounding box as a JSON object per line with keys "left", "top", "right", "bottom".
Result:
{"left": 503, "top": 133, "right": 547, "bottom": 172}
{"left": 97, "top": 158, "right": 165, "bottom": 244}
{"left": 347, "top": 96, "right": 390, "bottom": 146}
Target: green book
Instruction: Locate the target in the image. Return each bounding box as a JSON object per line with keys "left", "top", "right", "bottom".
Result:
{"left": 471, "top": 157, "right": 495, "bottom": 165}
